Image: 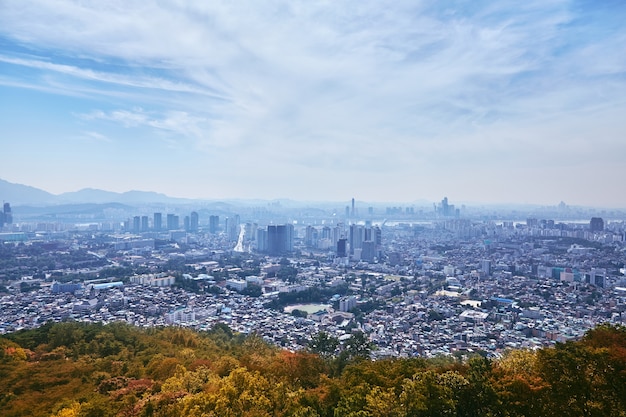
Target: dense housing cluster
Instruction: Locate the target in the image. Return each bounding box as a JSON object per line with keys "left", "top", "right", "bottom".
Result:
{"left": 1, "top": 198, "right": 626, "bottom": 359}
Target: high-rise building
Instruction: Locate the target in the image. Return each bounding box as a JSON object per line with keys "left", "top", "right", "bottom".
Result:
{"left": 340, "top": 296, "right": 357, "bottom": 312}
{"left": 153, "top": 213, "right": 162, "bottom": 231}
{"left": 225, "top": 215, "right": 241, "bottom": 241}
{"left": 190, "top": 211, "right": 199, "bottom": 232}
{"left": 209, "top": 215, "right": 219, "bottom": 234}
{"left": 256, "top": 227, "right": 268, "bottom": 252}
{"left": 305, "top": 226, "right": 318, "bottom": 247}
{"left": 349, "top": 224, "right": 364, "bottom": 255}
{"left": 373, "top": 226, "right": 382, "bottom": 246}
{"left": 184, "top": 216, "right": 190, "bottom": 232}
{"left": 133, "top": 216, "right": 141, "bottom": 232}
{"left": 166, "top": 214, "right": 179, "bottom": 230}
{"left": 590, "top": 217, "right": 604, "bottom": 232}
{"left": 141, "top": 216, "right": 149, "bottom": 232}
{"left": 266, "top": 224, "right": 294, "bottom": 255}
{"left": 351, "top": 198, "right": 355, "bottom": 217}
{"left": 2, "top": 202, "right": 12, "bottom": 226}
{"left": 361, "top": 241, "right": 376, "bottom": 262}
{"left": 337, "top": 238, "right": 347, "bottom": 258}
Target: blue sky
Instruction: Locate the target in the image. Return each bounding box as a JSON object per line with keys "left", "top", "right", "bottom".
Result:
{"left": 1, "top": 0, "right": 625, "bottom": 206}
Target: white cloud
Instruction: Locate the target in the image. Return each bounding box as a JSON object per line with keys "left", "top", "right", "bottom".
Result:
{"left": 0, "top": 0, "right": 625, "bottom": 204}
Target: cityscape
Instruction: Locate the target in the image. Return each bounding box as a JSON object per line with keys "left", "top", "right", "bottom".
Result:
{"left": 2, "top": 186, "right": 625, "bottom": 359}
{"left": 1, "top": 1, "right": 626, "bottom": 414}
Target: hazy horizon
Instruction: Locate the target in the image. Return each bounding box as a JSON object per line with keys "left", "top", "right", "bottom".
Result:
{"left": 2, "top": 1, "right": 625, "bottom": 206}
{"left": 4, "top": 177, "right": 626, "bottom": 211}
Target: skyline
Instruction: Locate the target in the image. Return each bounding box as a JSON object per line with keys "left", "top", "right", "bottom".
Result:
{"left": 1, "top": 1, "right": 625, "bottom": 207}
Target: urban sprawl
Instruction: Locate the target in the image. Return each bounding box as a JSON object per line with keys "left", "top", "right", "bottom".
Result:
{"left": 1, "top": 198, "right": 626, "bottom": 359}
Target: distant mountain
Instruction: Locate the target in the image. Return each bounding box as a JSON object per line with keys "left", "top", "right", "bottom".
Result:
{"left": 0, "top": 178, "right": 191, "bottom": 206}
{"left": 0, "top": 178, "right": 57, "bottom": 205}
{"left": 57, "top": 188, "right": 185, "bottom": 204}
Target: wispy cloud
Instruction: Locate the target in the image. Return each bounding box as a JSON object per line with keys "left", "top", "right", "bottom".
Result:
{"left": 1, "top": 0, "right": 625, "bottom": 204}
{"left": 80, "top": 131, "right": 111, "bottom": 143}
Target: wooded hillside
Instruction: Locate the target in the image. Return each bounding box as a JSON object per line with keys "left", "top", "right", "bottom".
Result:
{"left": 1, "top": 322, "right": 625, "bottom": 416}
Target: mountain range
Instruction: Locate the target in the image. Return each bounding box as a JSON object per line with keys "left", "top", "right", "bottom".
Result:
{"left": 0, "top": 178, "right": 189, "bottom": 206}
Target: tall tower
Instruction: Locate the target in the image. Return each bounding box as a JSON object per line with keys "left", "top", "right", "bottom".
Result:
{"left": 166, "top": 214, "right": 179, "bottom": 230}
{"left": 267, "top": 224, "right": 294, "bottom": 255}
{"left": 337, "top": 238, "right": 347, "bottom": 258}
{"left": 590, "top": 217, "right": 604, "bottom": 232}
{"left": 209, "top": 215, "right": 219, "bottom": 234}
{"left": 153, "top": 212, "right": 162, "bottom": 231}
{"left": 3, "top": 202, "right": 12, "bottom": 225}
{"left": 351, "top": 198, "right": 355, "bottom": 217}
{"left": 133, "top": 216, "right": 141, "bottom": 232}
{"left": 190, "top": 211, "right": 199, "bottom": 232}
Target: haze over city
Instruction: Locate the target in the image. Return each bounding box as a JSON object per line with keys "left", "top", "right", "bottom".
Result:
{"left": 1, "top": 1, "right": 625, "bottom": 207}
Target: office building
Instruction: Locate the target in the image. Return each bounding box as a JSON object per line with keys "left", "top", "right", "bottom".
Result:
{"left": 256, "top": 228, "right": 268, "bottom": 252}
{"left": 349, "top": 224, "right": 364, "bottom": 255}
{"left": 141, "top": 216, "right": 149, "bottom": 232}
{"left": 153, "top": 212, "right": 162, "bottom": 231}
{"left": 1, "top": 202, "right": 12, "bottom": 227}
{"left": 590, "top": 217, "right": 604, "bottom": 232}
{"left": 132, "top": 216, "right": 141, "bottom": 233}
{"left": 209, "top": 215, "right": 219, "bottom": 234}
{"left": 266, "top": 224, "right": 294, "bottom": 255}
{"left": 361, "top": 240, "right": 376, "bottom": 262}
{"left": 190, "top": 211, "right": 199, "bottom": 232}
{"left": 166, "top": 214, "right": 179, "bottom": 230}
{"left": 337, "top": 238, "right": 347, "bottom": 258}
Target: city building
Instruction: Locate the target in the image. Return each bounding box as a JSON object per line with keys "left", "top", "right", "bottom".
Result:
{"left": 209, "top": 215, "right": 219, "bottom": 234}
{"left": 166, "top": 214, "right": 179, "bottom": 230}
{"left": 590, "top": 217, "right": 604, "bottom": 232}
{"left": 153, "top": 212, "right": 162, "bottom": 231}
{"left": 266, "top": 224, "right": 294, "bottom": 255}
{"left": 190, "top": 211, "right": 199, "bottom": 232}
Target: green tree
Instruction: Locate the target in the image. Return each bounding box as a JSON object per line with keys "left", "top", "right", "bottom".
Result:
{"left": 308, "top": 332, "right": 339, "bottom": 359}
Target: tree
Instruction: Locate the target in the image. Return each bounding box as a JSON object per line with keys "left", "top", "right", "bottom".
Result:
{"left": 399, "top": 370, "right": 457, "bottom": 416}
{"left": 344, "top": 331, "right": 373, "bottom": 360}
{"left": 308, "top": 332, "right": 339, "bottom": 359}
{"left": 457, "top": 356, "right": 498, "bottom": 417}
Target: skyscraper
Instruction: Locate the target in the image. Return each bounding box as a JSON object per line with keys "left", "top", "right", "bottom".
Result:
{"left": 266, "top": 224, "right": 294, "bottom": 255}
{"left": 133, "top": 216, "right": 141, "bottom": 232}
{"left": 256, "top": 227, "right": 268, "bottom": 252}
{"left": 590, "top": 217, "right": 604, "bottom": 232}
{"left": 337, "top": 238, "right": 347, "bottom": 258}
{"left": 225, "top": 215, "right": 240, "bottom": 241}
{"left": 190, "top": 211, "right": 199, "bottom": 232}
{"left": 2, "top": 202, "right": 12, "bottom": 225}
{"left": 153, "top": 212, "right": 162, "bottom": 231}
{"left": 349, "top": 224, "right": 364, "bottom": 255}
{"left": 166, "top": 214, "right": 179, "bottom": 230}
{"left": 209, "top": 215, "right": 219, "bottom": 234}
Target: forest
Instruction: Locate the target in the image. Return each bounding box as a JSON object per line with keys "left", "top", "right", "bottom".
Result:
{"left": 1, "top": 321, "right": 625, "bottom": 417}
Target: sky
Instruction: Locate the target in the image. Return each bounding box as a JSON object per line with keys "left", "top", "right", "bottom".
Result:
{"left": 1, "top": 0, "right": 625, "bottom": 207}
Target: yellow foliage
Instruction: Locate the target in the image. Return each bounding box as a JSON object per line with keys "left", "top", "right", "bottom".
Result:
{"left": 50, "top": 401, "right": 81, "bottom": 417}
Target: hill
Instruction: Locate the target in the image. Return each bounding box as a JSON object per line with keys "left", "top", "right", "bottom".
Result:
{"left": 0, "top": 178, "right": 57, "bottom": 205}
{"left": 0, "top": 178, "right": 190, "bottom": 206}
{"left": 1, "top": 322, "right": 626, "bottom": 416}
